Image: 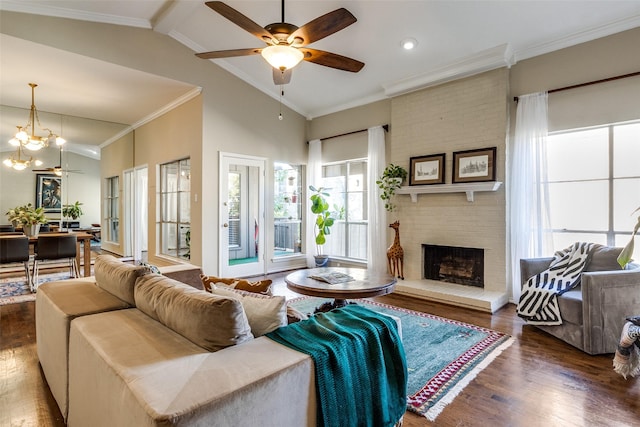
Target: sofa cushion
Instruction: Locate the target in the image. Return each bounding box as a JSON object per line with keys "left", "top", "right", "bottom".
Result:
{"left": 209, "top": 286, "right": 287, "bottom": 336}
{"left": 94, "top": 255, "right": 148, "bottom": 305}
{"left": 134, "top": 274, "right": 253, "bottom": 351}
{"left": 558, "top": 288, "right": 583, "bottom": 325}
{"left": 200, "top": 274, "right": 273, "bottom": 295}
{"left": 584, "top": 245, "right": 624, "bottom": 272}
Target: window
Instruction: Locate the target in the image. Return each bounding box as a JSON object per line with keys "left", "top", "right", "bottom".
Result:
{"left": 546, "top": 121, "right": 640, "bottom": 250}
{"left": 159, "top": 158, "right": 190, "bottom": 259}
{"left": 273, "top": 163, "right": 303, "bottom": 257}
{"left": 104, "top": 176, "right": 119, "bottom": 242}
{"left": 320, "top": 159, "right": 368, "bottom": 261}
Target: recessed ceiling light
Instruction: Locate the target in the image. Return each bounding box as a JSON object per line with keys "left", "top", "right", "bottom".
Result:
{"left": 401, "top": 38, "right": 418, "bottom": 50}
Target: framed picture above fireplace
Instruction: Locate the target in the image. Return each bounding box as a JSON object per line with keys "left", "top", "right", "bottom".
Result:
{"left": 409, "top": 153, "right": 445, "bottom": 185}
{"left": 452, "top": 147, "right": 496, "bottom": 183}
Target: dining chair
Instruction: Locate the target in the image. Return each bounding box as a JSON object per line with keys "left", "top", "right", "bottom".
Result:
{"left": 0, "top": 224, "right": 15, "bottom": 232}
{"left": 32, "top": 234, "right": 79, "bottom": 290}
{"left": 0, "top": 235, "right": 31, "bottom": 288}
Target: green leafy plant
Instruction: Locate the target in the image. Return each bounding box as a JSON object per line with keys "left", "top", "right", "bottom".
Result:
{"left": 376, "top": 163, "right": 408, "bottom": 212}
{"left": 62, "top": 201, "right": 83, "bottom": 220}
{"left": 6, "top": 203, "right": 48, "bottom": 225}
{"left": 617, "top": 206, "right": 640, "bottom": 268}
{"left": 309, "top": 185, "right": 335, "bottom": 255}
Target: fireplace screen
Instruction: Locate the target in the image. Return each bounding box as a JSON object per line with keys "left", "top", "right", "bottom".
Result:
{"left": 423, "top": 244, "right": 484, "bottom": 287}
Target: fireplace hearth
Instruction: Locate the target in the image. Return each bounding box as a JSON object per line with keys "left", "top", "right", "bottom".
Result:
{"left": 423, "top": 244, "right": 484, "bottom": 288}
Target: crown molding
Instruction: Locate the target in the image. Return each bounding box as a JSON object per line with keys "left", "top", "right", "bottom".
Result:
{"left": 0, "top": 0, "right": 152, "bottom": 29}
{"left": 383, "top": 44, "right": 515, "bottom": 98}
{"left": 100, "top": 86, "right": 202, "bottom": 149}
{"left": 514, "top": 14, "right": 640, "bottom": 62}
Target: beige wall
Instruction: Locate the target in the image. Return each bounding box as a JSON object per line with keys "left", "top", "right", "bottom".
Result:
{"left": 99, "top": 132, "right": 134, "bottom": 255}
{"left": 135, "top": 96, "right": 202, "bottom": 267}
{"left": 391, "top": 68, "right": 509, "bottom": 294}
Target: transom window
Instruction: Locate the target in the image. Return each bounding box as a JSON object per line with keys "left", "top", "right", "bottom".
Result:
{"left": 545, "top": 121, "right": 640, "bottom": 250}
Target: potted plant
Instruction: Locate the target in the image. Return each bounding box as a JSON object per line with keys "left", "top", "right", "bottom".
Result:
{"left": 6, "top": 203, "right": 48, "bottom": 236}
{"left": 62, "top": 201, "right": 83, "bottom": 221}
{"left": 618, "top": 206, "right": 640, "bottom": 268}
{"left": 309, "top": 185, "right": 335, "bottom": 267}
{"left": 376, "top": 163, "right": 408, "bottom": 212}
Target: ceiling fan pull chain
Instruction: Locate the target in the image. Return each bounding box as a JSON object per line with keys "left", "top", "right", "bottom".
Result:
{"left": 278, "top": 87, "right": 284, "bottom": 120}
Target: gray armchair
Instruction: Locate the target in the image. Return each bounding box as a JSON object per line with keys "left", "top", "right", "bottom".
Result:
{"left": 520, "top": 246, "right": 640, "bottom": 355}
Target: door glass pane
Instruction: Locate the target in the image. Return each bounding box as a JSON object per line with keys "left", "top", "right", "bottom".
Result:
{"left": 227, "top": 166, "right": 260, "bottom": 266}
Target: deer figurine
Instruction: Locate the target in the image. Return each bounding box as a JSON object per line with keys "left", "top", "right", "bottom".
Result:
{"left": 387, "top": 221, "right": 404, "bottom": 280}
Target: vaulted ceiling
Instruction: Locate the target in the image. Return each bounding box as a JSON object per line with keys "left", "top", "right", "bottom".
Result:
{"left": 1, "top": 1, "right": 639, "bottom": 158}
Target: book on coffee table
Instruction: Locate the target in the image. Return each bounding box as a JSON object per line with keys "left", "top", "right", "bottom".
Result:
{"left": 309, "top": 271, "right": 354, "bottom": 285}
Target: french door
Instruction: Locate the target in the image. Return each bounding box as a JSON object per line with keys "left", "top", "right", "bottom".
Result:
{"left": 219, "top": 153, "right": 265, "bottom": 277}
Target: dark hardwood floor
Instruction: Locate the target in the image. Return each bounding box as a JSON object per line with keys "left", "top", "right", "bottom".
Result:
{"left": 1, "top": 273, "right": 639, "bottom": 426}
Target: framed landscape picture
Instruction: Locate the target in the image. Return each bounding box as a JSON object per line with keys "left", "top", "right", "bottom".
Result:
{"left": 452, "top": 147, "right": 496, "bottom": 183}
{"left": 409, "top": 153, "right": 445, "bottom": 185}
{"left": 35, "top": 174, "right": 62, "bottom": 213}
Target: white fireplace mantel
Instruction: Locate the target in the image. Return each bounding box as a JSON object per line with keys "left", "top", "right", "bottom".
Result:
{"left": 396, "top": 181, "right": 502, "bottom": 202}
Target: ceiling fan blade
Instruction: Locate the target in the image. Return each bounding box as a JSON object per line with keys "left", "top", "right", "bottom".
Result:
{"left": 205, "top": 1, "right": 276, "bottom": 44}
{"left": 287, "top": 8, "right": 356, "bottom": 46}
{"left": 300, "top": 48, "right": 364, "bottom": 73}
{"left": 196, "top": 48, "right": 262, "bottom": 60}
{"left": 273, "top": 68, "right": 292, "bottom": 85}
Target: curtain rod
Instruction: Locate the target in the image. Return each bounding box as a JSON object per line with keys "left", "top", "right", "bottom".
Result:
{"left": 513, "top": 71, "right": 640, "bottom": 102}
{"left": 307, "top": 124, "right": 389, "bottom": 144}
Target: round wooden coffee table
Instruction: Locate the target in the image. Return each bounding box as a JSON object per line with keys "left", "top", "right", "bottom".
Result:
{"left": 285, "top": 267, "right": 397, "bottom": 313}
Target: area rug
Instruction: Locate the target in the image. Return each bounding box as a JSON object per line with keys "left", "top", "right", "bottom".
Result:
{"left": 0, "top": 272, "right": 76, "bottom": 306}
{"left": 288, "top": 297, "right": 514, "bottom": 421}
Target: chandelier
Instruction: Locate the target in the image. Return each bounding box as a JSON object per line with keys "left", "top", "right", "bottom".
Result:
{"left": 2, "top": 145, "right": 43, "bottom": 171}
{"left": 8, "top": 83, "right": 66, "bottom": 151}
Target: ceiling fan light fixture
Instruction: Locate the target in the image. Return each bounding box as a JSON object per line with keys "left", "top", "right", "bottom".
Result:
{"left": 261, "top": 45, "right": 304, "bottom": 71}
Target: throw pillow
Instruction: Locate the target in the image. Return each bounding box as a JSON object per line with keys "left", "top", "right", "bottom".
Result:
{"left": 584, "top": 244, "right": 624, "bottom": 272}
{"left": 208, "top": 286, "right": 287, "bottom": 337}
{"left": 200, "top": 274, "right": 273, "bottom": 295}
{"left": 286, "top": 304, "right": 309, "bottom": 324}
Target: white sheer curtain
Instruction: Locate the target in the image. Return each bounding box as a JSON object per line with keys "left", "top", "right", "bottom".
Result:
{"left": 367, "top": 126, "right": 387, "bottom": 274}
{"left": 306, "top": 139, "right": 322, "bottom": 267}
{"left": 509, "top": 92, "right": 553, "bottom": 300}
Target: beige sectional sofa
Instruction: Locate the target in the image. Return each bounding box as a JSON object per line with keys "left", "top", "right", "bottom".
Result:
{"left": 36, "top": 255, "right": 317, "bottom": 426}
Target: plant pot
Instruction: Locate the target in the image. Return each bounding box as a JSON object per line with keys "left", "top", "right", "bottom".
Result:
{"left": 23, "top": 224, "right": 41, "bottom": 237}
{"left": 314, "top": 254, "right": 329, "bottom": 267}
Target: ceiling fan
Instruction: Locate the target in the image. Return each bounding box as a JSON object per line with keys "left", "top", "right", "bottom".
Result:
{"left": 32, "top": 147, "right": 82, "bottom": 176}
{"left": 196, "top": 0, "right": 364, "bottom": 85}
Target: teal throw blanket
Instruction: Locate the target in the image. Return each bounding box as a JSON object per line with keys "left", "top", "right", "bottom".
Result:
{"left": 266, "top": 304, "right": 407, "bottom": 427}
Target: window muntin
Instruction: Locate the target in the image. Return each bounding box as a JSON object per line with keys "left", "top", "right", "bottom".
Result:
{"left": 546, "top": 121, "right": 640, "bottom": 249}
{"left": 159, "top": 158, "right": 190, "bottom": 259}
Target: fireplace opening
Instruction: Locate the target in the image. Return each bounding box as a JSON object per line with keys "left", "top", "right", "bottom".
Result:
{"left": 423, "top": 244, "right": 484, "bottom": 288}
